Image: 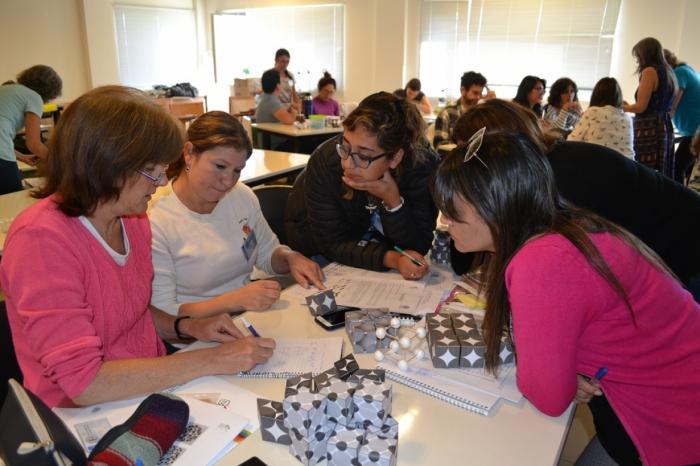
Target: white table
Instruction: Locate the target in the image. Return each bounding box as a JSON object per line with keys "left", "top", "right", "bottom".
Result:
{"left": 216, "top": 295, "right": 574, "bottom": 466}
{"left": 241, "top": 150, "right": 309, "bottom": 187}
{"left": 0, "top": 190, "right": 35, "bottom": 255}
{"left": 252, "top": 122, "right": 342, "bottom": 153}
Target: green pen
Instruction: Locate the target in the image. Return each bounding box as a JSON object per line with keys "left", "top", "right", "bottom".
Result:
{"left": 393, "top": 245, "right": 426, "bottom": 267}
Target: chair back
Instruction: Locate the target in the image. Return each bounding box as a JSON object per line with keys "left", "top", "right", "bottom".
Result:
{"left": 253, "top": 185, "right": 293, "bottom": 245}
{"left": 0, "top": 301, "right": 23, "bottom": 405}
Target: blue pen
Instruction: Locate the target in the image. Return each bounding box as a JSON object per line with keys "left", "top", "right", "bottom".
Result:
{"left": 135, "top": 457, "right": 144, "bottom": 466}
{"left": 591, "top": 367, "right": 608, "bottom": 384}
{"left": 393, "top": 245, "right": 426, "bottom": 267}
{"left": 240, "top": 317, "right": 261, "bottom": 337}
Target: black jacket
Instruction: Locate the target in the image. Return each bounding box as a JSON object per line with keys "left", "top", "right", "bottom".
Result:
{"left": 452, "top": 141, "right": 700, "bottom": 286}
{"left": 285, "top": 136, "right": 439, "bottom": 270}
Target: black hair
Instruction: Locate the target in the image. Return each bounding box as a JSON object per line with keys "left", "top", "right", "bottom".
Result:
{"left": 547, "top": 78, "right": 578, "bottom": 108}
{"left": 261, "top": 69, "right": 281, "bottom": 94}
{"left": 318, "top": 72, "right": 336, "bottom": 92}
{"left": 590, "top": 77, "right": 623, "bottom": 108}
{"left": 513, "top": 75, "right": 546, "bottom": 117}
{"left": 460, "top": 71, "right": 487, "bottom": 90}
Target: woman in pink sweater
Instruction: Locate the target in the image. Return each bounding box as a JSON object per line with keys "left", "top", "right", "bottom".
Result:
{"left": 432, "top": 130, "right": 700, "bottom": 466}
{"left": 0, "top": 86, "right": 275, "bottom": 408}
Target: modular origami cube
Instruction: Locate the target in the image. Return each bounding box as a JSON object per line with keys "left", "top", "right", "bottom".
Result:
{"left": 305, "top": 289, "right": 338, "bottom": 316}
{"left": 283, "top": 390, "right": 327, "bottom": 438}
{"left": 289, "top": 424, "right": 334, "bottom": 466}
{"left": 326, "top": 423, "right": 366, "bottom": 466}
{"left": 312, "top": 366, "right": 338, "bottom": 391}
{"left": 347, "top": 368, "right": 386, "bottom": 384}
{"left": 334, "top": 353, "right": 360, "bottom": 380}
{"left": 319, "top": 379, "right": 357, "bottom": 426}
{"left": 425, "top": 312, "right": 515, "bottom": 369}
{"left": 345, "top": 309, "right": 395, "bottom": 353}
{"left": 358, "top": 432, "right": 398, "bottom": 466}
{"left": 257, "top": 398, "right": 291, "bottom": 445}
{"left": 352, "top": 381, "right": 392, "bottom": 429}
{"left": 285, "top": 372, "right": 315, "bottom": 397}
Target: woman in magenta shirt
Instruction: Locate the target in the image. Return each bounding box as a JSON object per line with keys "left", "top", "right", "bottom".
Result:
{"left": 432, "top": 130, "right": 700, "bottom": 466}
{"left": 0, "top": 86, "right": 275, "bottom": 408}
{"left": 311, "top": 71, "right": 340, "bottom": 116}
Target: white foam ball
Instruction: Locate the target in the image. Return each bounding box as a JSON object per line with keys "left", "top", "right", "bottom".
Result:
{"left": 374, "top": 350, "right": 385, "bottom": 362}
{"left": 389, "top": 340, "right": 400, "bottom": 352}
{"left": 414, "top": 349, "right": 425, "bottom": 360}
{"left": 390, "top": 317, "right": 401, "bottom": 329}
{"left": 375, "top": 327, "right": 386, "bottom": 339}
{"left": 399, "top": 336, "right": 411, "bottom": 349}
{"left": 416, "top": 327, "right": 427, "bottom": 338}
{"left": 398, "top": 359, "right": 409, "bottom": 371}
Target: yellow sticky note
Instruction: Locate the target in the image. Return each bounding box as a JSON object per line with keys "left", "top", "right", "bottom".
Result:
{"left": 455, "top": 293, "right": 486, "bottom": 309}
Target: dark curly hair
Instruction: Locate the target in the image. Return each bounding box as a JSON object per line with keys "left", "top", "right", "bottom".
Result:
{"left": 547, "top": 77, "right": 578, "bottom": 108}
{"left": 17, "top": 65, "right": 62, "bottom": 102}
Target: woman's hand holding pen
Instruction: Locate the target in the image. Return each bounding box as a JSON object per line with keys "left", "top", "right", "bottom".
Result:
{"left": 575, "top": 368, "right": 607, "bottom": 404}
{"left": 384, "top": 249, "right": 428, "bottom": 280}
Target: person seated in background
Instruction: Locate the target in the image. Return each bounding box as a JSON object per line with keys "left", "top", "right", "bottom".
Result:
{"left": 664, "top": 48, "right": 700, "bottom": 184}
{"left": 543, "top": 77, "right": 582, "bottom": 133}
{"left": 433, "top": 130, "right": 700, "bottom": 466}
{"left": 149, "top": 111, "right": 324, "bottom": 319}
{"left": 285, "top": 92, "right": 439, "bottom": 280}
{"left": 0, "top": 86, "right": 275, "bottom": 408}
{"left": 569, "top": 77, "right": 634, "bottom": 159}
{"left": 312, "top": 72, "right": 340, "bottom": 116}
{"left": 513, "top": 75, "right": 546, "bottom": 118}
{"left": 450, "top": 99, "right": 700, "bottom": 304}
{"left": 254, "top": 68, "right": 299, "bottom": 125}
{"left": 0, "top": 65, "right": 62, "bottom": 195}
{"left": 393, "top": 78, "right": 432, "bottom": 115}
{"left": 433, "top": 71, "right": 492, "bottom": 148}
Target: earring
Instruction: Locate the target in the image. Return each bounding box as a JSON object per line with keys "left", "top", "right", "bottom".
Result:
{"left": 185, "top": 165, "right": 191, "bottom": 172}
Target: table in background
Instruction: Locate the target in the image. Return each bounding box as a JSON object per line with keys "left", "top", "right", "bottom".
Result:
{"left": 217, "top": 295, "right": 574, "bottom": 466}
{"left": 252, "top": 122, "right": 342, "bottom": 154}
{"left": 240, "top": 149, "right": 309, "bottom": 187}
{"left": 0, "top": 190, "right": 35, "bottom": 255}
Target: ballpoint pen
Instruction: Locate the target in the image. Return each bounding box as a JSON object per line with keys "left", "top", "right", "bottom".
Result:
{"left": 240, "top": 317, "right": 261, "bottom": 337}
{"left": 591, "top": 367, "right": 608, "bottom": 384}
{"left": 393, "top": 245, "right": 426, "bottom": 267}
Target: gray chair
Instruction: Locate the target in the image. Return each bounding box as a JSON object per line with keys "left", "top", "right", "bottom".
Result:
{"left": 253, "top": 185, "right": 293, "bottom": 245}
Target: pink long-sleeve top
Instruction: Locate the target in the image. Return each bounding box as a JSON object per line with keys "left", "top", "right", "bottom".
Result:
{"left": 506, "top": 233, "right": 700, "bottom": 466}
{"left": 0, "top": 197, "right": 166, "bottom": 408}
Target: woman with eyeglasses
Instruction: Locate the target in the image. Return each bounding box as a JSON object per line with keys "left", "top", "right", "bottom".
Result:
{"left": 434, "top": 130, "right": 700, "bottom": 466}
{"left": 513, "top": 75, "right": 547, "bottom": 118}
{"left": 148, "top": 111, "right": 324, "bottom": 319}
{"left": 0, "top": 87, "right": 276, "bottom": 408}
{"left": 285, "top": 91, "right": 439, "bottom": 280}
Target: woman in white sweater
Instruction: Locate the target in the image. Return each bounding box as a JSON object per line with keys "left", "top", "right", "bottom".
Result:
{"left": 149, "top": 111, "right": 324, "bottom": 318}
{"left": 569, "top": 78, "right": 635, "bottom": 159}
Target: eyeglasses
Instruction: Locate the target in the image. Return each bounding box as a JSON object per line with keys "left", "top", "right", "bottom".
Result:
{"left": 336, "top": 143, "right": 392, "bottom": 169}
{"left": 463, "top": 127, "right": 488, "bottom": 168}
{"left": 137, "top": 165, "right": 168, "bottom": 186}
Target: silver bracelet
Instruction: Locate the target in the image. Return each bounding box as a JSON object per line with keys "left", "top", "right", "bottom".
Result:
{"left": 382, "top": 196, "right": 404, "bottom": 213}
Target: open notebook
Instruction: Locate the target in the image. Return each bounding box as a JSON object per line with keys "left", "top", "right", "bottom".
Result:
{"left": 377, "top": 357, "right": 521, "bottom": 416}
{"left": 183, "top": 337, "right": 343, "bottom": 378}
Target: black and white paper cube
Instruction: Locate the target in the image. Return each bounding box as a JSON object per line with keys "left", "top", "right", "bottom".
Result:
{"left": 352, "top": 381, "right": 392, "bottom": 429}
{"left": 366, "top": 414, "right": 399, "bottom": 441}
{"left": 285, "top": 372, "right": 314, "bottom": 397}
{"left": 306, "top": 289, "right": 338, "bottom": 316}
{"left": 289, "top": 424, "right": 334, "bottom": 466}
{"left": 318, "top": 379, "right": 357, "bottom": 426}
{"left": 347, "top": 369, "right": 386, "bottom": 384}
{"left": 334, "top": 353, "right": 360, "bottom": 380}
{"left": 357, "top": 432, "right": 398, "bottom": 466}
{"left": 257, "top": 398, "right": 291, "bottom": 445}
{"left": 283, "top": 390, "right": 327, "bottom": 438}
{"left": 312, "top": 366, "right": 339, "bottom": 391}
{"left": 326, "top": 423, "right": 366, "bottom": 466}
{"left": 428, "top": 328, "right": 462, "bottom": 369}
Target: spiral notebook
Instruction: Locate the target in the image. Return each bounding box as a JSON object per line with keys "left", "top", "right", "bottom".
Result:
{"left": 377, "top": 357, "right": 511, "bottom": 416}
{"left": 238, "top": 337, "right": 343, "bottom": 378}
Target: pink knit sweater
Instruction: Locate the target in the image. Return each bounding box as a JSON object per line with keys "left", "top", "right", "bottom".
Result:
{"left": 506, "top": 233, "right": 700, "bottom": 466}
{"left": 0, "top": 198, "right": 166, "bottom": 408}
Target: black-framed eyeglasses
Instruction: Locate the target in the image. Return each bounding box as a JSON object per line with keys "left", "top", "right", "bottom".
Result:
{"left": 137, "top": 165, "right": 168, "bottom": 186}
{"left": 336, "top": 143, "right": 392, "bottom": 169}
{"left": 463, "top": 127, "right": 488, "bottom": 168}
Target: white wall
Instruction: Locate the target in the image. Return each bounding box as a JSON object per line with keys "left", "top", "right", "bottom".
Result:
{"left": 0, "top": 0, "right": 90, "bottom": 103}
{"left": 3, "top": 0, "right": 700, "bottom": 107}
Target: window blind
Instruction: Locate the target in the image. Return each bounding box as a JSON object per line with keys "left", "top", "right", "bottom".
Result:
{"left": 419, "top": 0, "right": 621, "bottom": 99}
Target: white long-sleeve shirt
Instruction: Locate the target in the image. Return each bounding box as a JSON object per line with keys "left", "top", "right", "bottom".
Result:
{"left": 148, "top": 182, "right": 281, "bottom": 316}
{"left": 568, "top": 105, "right": 635, "bottom": 159}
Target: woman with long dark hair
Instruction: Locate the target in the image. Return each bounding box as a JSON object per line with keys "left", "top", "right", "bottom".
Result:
{"left": 543, "top": 77, "right": 581, "bottom": 132}
{"left": 433, "top": 130, "right": 700, "bottom": 466}
{"left": 512, "top": 75, "right": 546, "bottom": 117}
{"left": 285, "top": 91, "right": 439, "bottom": 279}
{"left": 622, "top": 37, "right": 677, "bottom": 177}
{"left": 272, "top": 48, "right": 301, "bottom": 112}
